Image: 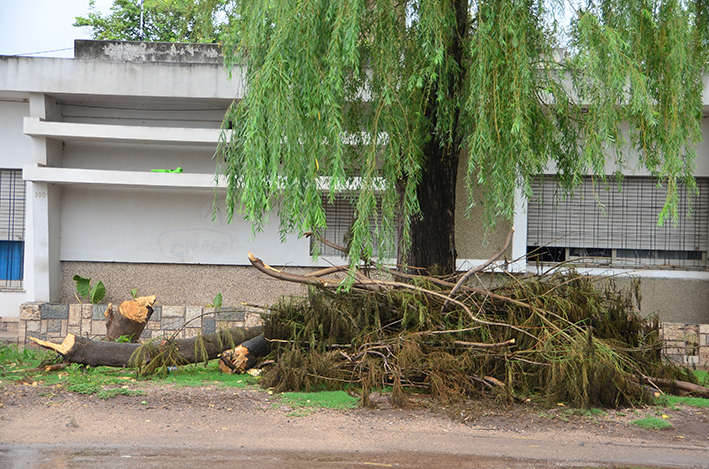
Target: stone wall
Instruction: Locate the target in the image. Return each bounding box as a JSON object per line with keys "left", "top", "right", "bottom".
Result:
{"left": 661, "top": 323, "right": 709, "bottom": 368}
{"left": 16, "top": 302, "right": 264, "bottom": 347}
{"left": 0, "top": 317, "right": 19, "bottom": 345}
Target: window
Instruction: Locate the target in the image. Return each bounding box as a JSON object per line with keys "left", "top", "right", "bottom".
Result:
{"left": 311, "top": 194, "right": 397, "bottom": 258}
{"left": 527, "top": 176, "right": 708, "bottom": 270}
{"left": 0, "top": 170, "right": 26, "bottom": 288}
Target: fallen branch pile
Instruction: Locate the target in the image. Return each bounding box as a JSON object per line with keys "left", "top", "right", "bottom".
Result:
{"left": 248, "top": 231, "right": 706, "bottom": 407}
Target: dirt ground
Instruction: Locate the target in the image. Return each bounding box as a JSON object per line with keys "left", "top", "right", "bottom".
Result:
{"left": 1, "top": 380, "right": 708, "bottom": 468}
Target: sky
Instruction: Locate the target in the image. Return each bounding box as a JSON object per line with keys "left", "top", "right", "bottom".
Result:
{"left": 0, "top": 0, "right": 115, "bottom": 58}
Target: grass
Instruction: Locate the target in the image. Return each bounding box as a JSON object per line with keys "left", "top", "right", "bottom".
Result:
{"left": 96, "top": 388, "right": 146, "bottom": 399}
{"left": 656, "top": 395, "right": 709, "bottom": 409}
{"left": 629, "top": 417, "right": 674, "bottom": 430}
{"left": 277, "top": 390, "right": 359, "bottom": 415}
{"left": 0, "top": 344, "right": 256, "bottom": 398}
{"left": 151, "top": 360, "right": 260, "bottom": 388}
{"left": 561, "top": 408, "right": 607, "bottom": 418}
{"left": 0, "top": 345, "right": 357, "bottom": 413}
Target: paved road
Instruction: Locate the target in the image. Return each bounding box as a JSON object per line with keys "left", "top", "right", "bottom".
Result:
{"left": 2, "top": 420, "right": 708, "bottom": 468}
{"left": 1, "top": 386, "right": 707, "bottom": 468}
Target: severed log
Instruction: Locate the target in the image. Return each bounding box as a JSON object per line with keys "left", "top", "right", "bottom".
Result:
{"left": 104, "top": 295, "right": 157, "bottom": 343}
{"left": 29, "top": 326, "right": 264, "bottom": 368}
{"left": 218, "top": 334, "right": 270, "bottom": 374}
{"left": 642, "top": 376, "right": 709, "bottom": 398}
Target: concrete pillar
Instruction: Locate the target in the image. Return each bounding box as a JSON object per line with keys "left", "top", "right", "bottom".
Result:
{"left": 25, "top": 94, "right": 62, "bottom": 303}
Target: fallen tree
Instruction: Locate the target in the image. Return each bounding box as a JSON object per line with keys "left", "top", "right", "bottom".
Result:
{"left": 30, "top": 327, "right": 264, "bottom": 370}
{"left": 218, "top": 334, "right": 271, "bottom": 374}
{"left": 245, "top": 238, "right": 707, "bottom": 408}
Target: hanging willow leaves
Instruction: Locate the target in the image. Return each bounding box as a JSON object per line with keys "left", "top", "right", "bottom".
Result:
{"left": 217, "top": 0, "right": 708, "bottom": 273}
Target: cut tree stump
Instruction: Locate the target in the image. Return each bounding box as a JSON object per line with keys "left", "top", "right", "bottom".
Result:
{"left": 104, "top": 295, "right": 157, "bottom": 343}
{"left": 29, "top": 326, "right": 264, "bottom": 368}
{"left": 218, "top": 334, "right": 270, "bottom": 374}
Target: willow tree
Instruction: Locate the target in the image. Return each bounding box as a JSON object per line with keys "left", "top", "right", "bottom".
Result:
{"left": 216, "top": 0, "right": 707, "bottom": 275}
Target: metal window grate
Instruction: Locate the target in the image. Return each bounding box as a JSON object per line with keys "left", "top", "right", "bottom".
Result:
{"left": 0, "top": 169, "right": 26, "bottom": 287}
{"left": 527, "top": 176, "right": 708, "bottom": 269}
{"left": 311, "top": 194, "right": 396, "bottom": 258}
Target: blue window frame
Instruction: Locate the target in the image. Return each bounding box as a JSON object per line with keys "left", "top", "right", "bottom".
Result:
{"left": 0, "top": 170, "right": 26, "bottom": 288}
{"left": 0, "top": 240, "right": 23, "bottom": 280}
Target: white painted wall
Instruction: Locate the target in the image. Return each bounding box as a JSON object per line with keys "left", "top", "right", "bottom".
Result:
{"left": 63, "top": 141, "right": 217, "bottom": 173}
{"left": 540, "top": 120, "right": 709, "bottom": 177}
{"left": 0, "top": 99, "right": 31, "bottom": 168}
{"left": 0, "top": 56, "right": 245, "bottom": 100}
{"left": 59, "top": 186, "right": 314, "bottom": 266}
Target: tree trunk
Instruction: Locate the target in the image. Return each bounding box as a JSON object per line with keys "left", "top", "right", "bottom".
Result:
{"left": 29, "top": 326, "right": 264, "bottom": 368}
{"left": 104, "top": 296, "right": 156, "bottom": 343}
{"left": 397, "top": 0, "right": 467, "bottom": 276}
{"left": 401, "top": 143, "right": 459, "bottom": 276}
{"left": 218, "top": 334, "right": 270, "bottom": 374}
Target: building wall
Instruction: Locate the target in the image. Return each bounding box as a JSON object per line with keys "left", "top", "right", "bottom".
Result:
{"left": 637, "top": 277, "right": 709, "bottom": 324}
{"left": 0, "top": 99, "right": 31, "bottom": 169}
{"left": 60, "top": 262, "right": 309, "bottom": 309}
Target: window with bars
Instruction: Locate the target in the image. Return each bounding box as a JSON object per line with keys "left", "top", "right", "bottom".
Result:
{"left": 0, "top": 169, "right": 26, "bottom": 288}
{"left": 526, "top": 176, "right": 708, "bottom": 270}
{"left": 311, "top": 194, "right": 397, "bottom": 258}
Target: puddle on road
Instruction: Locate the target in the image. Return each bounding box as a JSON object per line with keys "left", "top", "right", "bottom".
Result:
{"left": 0, "top": 446, "right": 678, "bottom": 469}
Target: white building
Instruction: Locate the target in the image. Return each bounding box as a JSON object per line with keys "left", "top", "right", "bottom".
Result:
{"left": 0, "top": 40, "right": 707, "bottom": 325}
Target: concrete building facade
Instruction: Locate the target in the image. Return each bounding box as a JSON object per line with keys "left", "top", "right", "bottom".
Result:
{"left": 0, "top": 40, "right": 707, "bottom": 328}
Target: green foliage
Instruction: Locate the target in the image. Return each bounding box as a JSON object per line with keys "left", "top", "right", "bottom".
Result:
{"left": 629, "top": 416, "right": 674, "bottom": 430}
{"left": 216, "top": 0, "right": 707, "bottom": 271}
{"left": 130, "top": 288, "right": 139, "bottom": 299}
{"left": 73, "top": 275, "right": 106, "bottom": 304}
{"left": 74, "top": 0, "right": 237, "bottom": 43}
{"left": 207, "top": 292, "right": 222, "bottom": 309}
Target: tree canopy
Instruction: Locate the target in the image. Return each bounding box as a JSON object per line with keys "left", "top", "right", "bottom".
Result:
{"left": 77, "top": 1, "right": 708, "bottom": 274}
{"left": 216, "top": 0, "right": 708, "bottom": 274}
{"left": 74, "top": 0, "right": 237, "bottom": 43}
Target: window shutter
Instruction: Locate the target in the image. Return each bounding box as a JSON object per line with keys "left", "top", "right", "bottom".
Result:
{"left": 527, "top": 176, "right": 708, "bottom": 268}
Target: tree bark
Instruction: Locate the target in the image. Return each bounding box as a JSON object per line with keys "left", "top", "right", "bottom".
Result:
{"left": 642, "top": 376, "right": 709, "bottom": 398}
{"left": 104, "top": 295, "right": 156, "bottom": 343}
{"left": 401, "top": 138, "right": 459, "bottom": 276}
{"left": 397, "top": 0, "right": 467, "bottom": 276}
{"left": 29, "top": 326, "right": 264, "bottom": 368}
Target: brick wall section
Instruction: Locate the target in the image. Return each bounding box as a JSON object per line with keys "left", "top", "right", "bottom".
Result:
{"left": 0, "top": 317, "right": 19, "bottom": 345}
{"left": 13, "top": 302, "right": 264, "bottom": 348}
{"left": 661, "top": 323, "right": 709, "bottom": 368}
